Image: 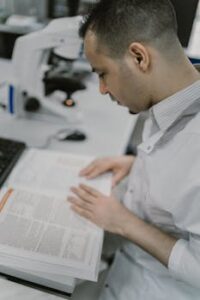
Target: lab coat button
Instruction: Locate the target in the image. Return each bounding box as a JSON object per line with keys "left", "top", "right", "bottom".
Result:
{"left": 105, "top": 284, "right": 109, "bottom": 288}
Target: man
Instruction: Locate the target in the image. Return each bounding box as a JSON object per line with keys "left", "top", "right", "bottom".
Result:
{"left": 68, "top": 0, "right": 200, "bottom": 299}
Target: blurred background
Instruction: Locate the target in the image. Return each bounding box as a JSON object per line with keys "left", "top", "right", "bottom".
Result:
{"left": 0, "top": 0, "right": 96, "bottom": 58}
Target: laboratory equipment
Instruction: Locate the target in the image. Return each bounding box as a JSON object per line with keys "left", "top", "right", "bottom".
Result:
{"left": 11, "top": 16, "right": 87, "bottom": 124}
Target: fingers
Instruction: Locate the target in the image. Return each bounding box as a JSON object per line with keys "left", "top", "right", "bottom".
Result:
{"left": 68, "top": 185, "right": 99, "bottom": 221}
{"left": 79, "top": 184, "right": 101, "bottom": 197}
{"left": 70, "top": 187, "right": 93, "bottom": 204}
{"left": 70, "top": 184, "right": 101, "bottom": 200}
{"left": 79, "top": 162, "right": 96, "bottom": 177}
{"left": 70, "top": 203, "right": 93, "bottom": 220}
{"left": 68, "top": 184, "right": 104, "bottom": 219}
{"left": 79, "top": 158, "right": 112, "bottom": 179}
{"left": 68, "top": 196, "right": 93, "bottom": 212}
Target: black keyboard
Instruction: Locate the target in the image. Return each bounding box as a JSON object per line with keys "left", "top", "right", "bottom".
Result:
{"left": 0, "top": 137, "right": 26, "bottom": 187}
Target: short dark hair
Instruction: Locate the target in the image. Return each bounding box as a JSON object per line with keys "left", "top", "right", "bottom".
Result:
{"left": 79, "top": 0, "right": 178, "bottom": 57}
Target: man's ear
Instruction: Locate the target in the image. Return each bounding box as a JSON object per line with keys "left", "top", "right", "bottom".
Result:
{"left": 128, "top": 42, "right": 150, "bottom": 71}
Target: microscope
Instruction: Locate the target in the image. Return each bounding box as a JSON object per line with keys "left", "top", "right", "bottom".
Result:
{"left": 11, "top": 16, "right": 88, "bottom": 127}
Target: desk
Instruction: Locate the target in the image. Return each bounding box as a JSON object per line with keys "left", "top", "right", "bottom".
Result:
{"left": 0, "top": 59, "right": 137, "bottom": 299}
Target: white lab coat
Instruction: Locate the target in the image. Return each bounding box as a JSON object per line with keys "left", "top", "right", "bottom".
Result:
{"left": 99, "top": 81, "right": 200, "bottom": 300}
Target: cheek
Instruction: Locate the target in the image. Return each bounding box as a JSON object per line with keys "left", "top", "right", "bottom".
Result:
{"left": 106, "top": 77, "right": 121, "bottom": 96}
{"left": 121, "top": 82, "right": 144, "bottom": 109}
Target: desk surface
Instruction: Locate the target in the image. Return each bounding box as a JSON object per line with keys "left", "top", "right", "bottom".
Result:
{"left": 0, "top": 276, "right": 66, "bottom": 300}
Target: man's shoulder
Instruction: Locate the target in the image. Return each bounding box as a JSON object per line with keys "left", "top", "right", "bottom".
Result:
{"left": 183, "top": 110, "right": 200, "bottom": 135}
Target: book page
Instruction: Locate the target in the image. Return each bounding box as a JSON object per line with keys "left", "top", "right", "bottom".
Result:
{"left": 0, "top": 149, "right": 112, "bottom": 281}
{"left": 7, "top": 149, "right": 111, "bottom": 197}
{"left": 0, "top": 187, "right": 103, "bottom": 280}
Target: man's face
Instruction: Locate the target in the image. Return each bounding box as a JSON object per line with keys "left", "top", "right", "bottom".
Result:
{"left": 84, "top": 31, "right": 151, "bottom": 114}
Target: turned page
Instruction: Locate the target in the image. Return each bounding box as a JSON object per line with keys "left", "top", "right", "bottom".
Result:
{"left": 7, "top": 149, "right": 111, "bottom": 198}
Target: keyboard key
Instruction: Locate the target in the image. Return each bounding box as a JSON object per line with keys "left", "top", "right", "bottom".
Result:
{"left": 0, "top": 137, "right": 26, "bottom": 187}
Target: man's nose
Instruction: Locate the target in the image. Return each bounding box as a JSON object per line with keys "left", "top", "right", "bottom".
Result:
{"left": 99, "top": 80, "right": 108, "bottom": 95}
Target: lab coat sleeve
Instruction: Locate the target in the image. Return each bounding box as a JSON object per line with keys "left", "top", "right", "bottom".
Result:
{"left": 169, "top": 236, "right": 200, "bottom": 288}
{"left": 168, "top": 185, "right": 200, "bottom": 288}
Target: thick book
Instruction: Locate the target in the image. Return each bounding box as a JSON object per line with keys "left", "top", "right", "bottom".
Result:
{"left": 0, "top": 149, "right": 111, "bottom": 295}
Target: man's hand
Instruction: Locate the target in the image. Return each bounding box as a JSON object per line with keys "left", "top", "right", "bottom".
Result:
{"left": 79, "top": 155, "right": 135, "bottom": 187}
{"left": 68, "top": 183, "right": 177, "bottom": 267}
{"left": 68, "top": 183, "right": 131, "bottom": 234}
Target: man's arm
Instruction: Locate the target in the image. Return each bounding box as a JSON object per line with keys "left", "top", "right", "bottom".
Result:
{"left": 68, "top": 184, "right": 177, "bottom": 267}
{"left": 119, "top": 207, "right": 177, "bottom": 266}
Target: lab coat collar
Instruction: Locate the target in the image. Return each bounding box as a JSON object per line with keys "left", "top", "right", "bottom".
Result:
{"left": 139, "top": 80, "right": 200, "bottom": 154}
{"left": 152, "top": 80, "right": 200, "bottom": 132}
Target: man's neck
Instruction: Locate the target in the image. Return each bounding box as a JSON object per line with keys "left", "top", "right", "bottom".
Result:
{"left": 152, "top": 57, "right": 200, "bottom": 105}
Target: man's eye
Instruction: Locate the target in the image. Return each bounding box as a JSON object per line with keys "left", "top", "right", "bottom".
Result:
{"left": 98, "top": 73, "right": 105, "bottom": 79}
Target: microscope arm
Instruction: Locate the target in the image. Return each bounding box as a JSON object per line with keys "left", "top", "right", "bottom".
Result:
{"left": 11, "top": 16, "right": 83, "bottom": 119}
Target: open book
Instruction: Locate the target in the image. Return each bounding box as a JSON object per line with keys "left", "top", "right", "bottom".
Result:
{"left": 0, "top": 149, "right": 112, "bottom": 295}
